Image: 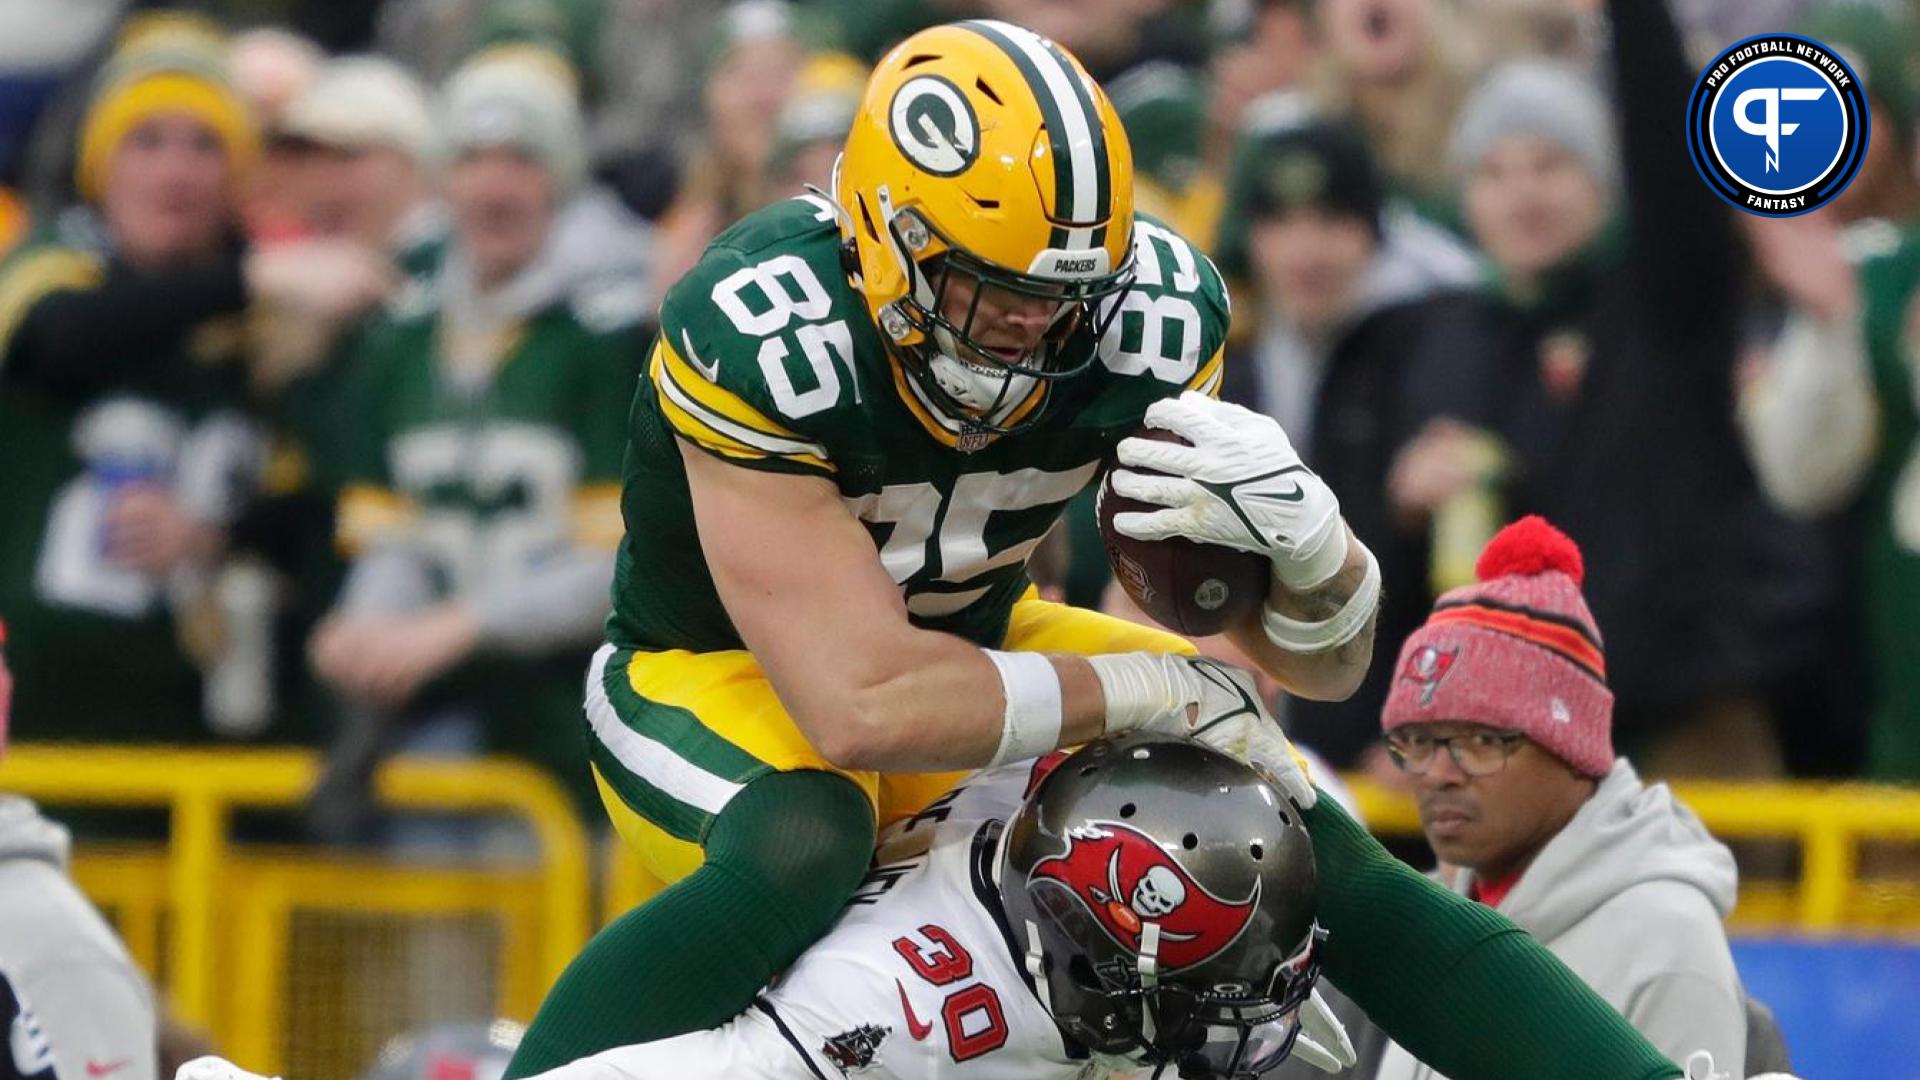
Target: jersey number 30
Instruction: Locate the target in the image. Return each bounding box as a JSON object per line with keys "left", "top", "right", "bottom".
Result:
{"left": 892, "top": 924, "right": 1010, "bottom": 1063}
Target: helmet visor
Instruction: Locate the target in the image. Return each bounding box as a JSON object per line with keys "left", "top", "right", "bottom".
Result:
{"left": 1146, "top": 927, "right": 1324, "bottom": 1079}
{"left": 918, "top": 246, "right": 1131, "bottom": 371}
{"left": 882, "top": 208, "right": 1134, "bottom": 436}
{"left": 1163, "top": 1001, "right": 1304, "bottom": 1079}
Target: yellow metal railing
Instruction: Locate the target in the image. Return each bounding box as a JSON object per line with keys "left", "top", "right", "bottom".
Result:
{"left": 3, "top": 746, "right": 1917, "bottom": 1074}
{"left": 0, "top": 746, "right": 592, "bottom": 1076}
{"left": 596, "top": 773, "right": 1920, "bottom": 934}
{"left": 1345, "top": 777, "right": 1920, "bottom": 933}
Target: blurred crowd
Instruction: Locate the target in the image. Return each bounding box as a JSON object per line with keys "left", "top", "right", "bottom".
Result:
{"left": 0, "top": 0, "right": 1916, "bottom": 848}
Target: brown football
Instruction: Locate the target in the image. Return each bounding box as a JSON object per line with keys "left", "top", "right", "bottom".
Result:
{"left": 1097, "top": 427, "right": 1269, "bottom": 637}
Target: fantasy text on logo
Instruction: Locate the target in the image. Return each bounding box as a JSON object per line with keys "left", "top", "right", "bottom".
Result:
{"left": 1686, "top": 34, "right": 1869, "bottom": 217}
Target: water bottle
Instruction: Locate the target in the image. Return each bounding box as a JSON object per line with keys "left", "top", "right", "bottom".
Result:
{"left": 1429, "top": 433, "right": 1509, "bottom": 595}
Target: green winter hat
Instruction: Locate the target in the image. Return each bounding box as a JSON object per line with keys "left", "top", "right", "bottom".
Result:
{"left": 1799, "top": 2, "right": 1920, "bottom": 145}
{"left": 1214, "top": 95, "right": 1386, "bottom": 277}
{"left": 1107, "top": 61, "right": 1208, "bottom": 194}
{"left": 476, "top": 0, "right": 606, "bottom": 90}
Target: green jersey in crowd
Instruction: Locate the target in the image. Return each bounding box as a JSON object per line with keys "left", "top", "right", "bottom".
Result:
{"left": 0, "top": 221, "right": 255, "bottom": 744}
{"left": 1856, "top": 217, "right": 1920, "bottom": 780}
{"left": 334, "top": 255, "right": 643, "bottom": 800}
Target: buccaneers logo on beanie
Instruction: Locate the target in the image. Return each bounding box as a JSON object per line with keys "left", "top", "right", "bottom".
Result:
{"left": 1382, "top": 516, "right": 1615, "bottom": 777}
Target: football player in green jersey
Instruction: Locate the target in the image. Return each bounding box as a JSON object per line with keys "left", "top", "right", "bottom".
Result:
{"left": 509, "top": 21, "right": 1682, "bottom": 1080}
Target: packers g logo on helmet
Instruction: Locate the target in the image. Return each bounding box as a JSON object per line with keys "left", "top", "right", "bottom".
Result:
{"left": 889, "top": 75, "right": 979, "bottom": 177}
{"left": 833, "top": 20, "right": 1138, "bottom": 447}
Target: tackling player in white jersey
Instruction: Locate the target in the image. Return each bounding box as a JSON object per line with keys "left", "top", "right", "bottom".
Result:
{"left": 172, "top": 713, "right": 1799, "bottom": 1080}
{"left": 522, "top": 729, "right": 1341, "bottom": 1080}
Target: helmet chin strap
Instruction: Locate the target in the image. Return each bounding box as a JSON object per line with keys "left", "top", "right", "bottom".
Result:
{"left": 1140, "top": 922, "right": 1171, "bottom": 1080}
{"left": 998, "top": 824, "right": 1057, "bottom": 1010}
{"left": 1022, "top": 918, "right": 1053, "bottom": 1007}
{"left": 1137, "top": 921, "right": 1163, "bottom": 1044}
{"left": 927, "top": 349, "right": 1036, "bottom": 418}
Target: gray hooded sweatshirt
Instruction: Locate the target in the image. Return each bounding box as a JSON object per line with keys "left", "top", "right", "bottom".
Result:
{"left": 0, "top": 797, "right": 155, "bottom": 1080}
{"left": 1372, "top": 760, "right": 1745, "bottom": 1080}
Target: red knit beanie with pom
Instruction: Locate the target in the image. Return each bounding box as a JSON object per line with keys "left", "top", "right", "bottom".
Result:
{"left": 1381, "top": 516, "right": 1614, "bottom": 777}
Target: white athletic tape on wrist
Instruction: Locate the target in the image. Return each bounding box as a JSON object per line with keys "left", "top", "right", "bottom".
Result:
{"left": 982, "top": 649, "right": 1064, "bottom": 767}
{"left": 1275, "top": 510, "right": 1350, "bottom": 592}
{"left": 1087, "top": 652, "right": 1194, "bottom": 734}
{"left": 1263, "top": 544, "right": 1381, "bottom": 654}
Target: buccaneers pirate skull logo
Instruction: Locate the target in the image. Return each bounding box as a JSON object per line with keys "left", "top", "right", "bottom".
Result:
{"left": 1029, "top": 821, "right": 1259, "bottom": 972}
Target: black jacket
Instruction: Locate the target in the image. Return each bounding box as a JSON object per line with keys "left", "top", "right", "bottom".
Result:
{"left": 1430, "top": 0, "right": 1837, "bottom": 724}
{"left": 1225, "top": 292, "right": 1479, "bottom": 765}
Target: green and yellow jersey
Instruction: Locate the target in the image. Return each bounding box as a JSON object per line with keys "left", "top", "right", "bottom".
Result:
{"left": 608, "top": 195, "right": 1231, "bottom": 653}
{"left": 0, "top": 226, "right": 253, "bottom": 744}
{"left": 331, "top": 268, "right": 642, "bottom": 806}
{"left": 1856, "top": 218, "right": 1920, "bottom": 780}
{"left": 333, "top": 294, "right": 636, "bottom": 588}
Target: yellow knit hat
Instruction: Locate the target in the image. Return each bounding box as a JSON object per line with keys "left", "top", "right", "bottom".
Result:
{"left": 76, "top": 13, "right": 260, "bottom": 202}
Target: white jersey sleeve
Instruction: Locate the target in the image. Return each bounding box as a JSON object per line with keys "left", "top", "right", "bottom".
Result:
{"left": 523, "top": 1008, "right": 821, "bottom": 1080}
{"left": 758, "top": 758, "right": 1099, "bottom": 1080}
{"left": 538, "top": 757, "right": 1109, "bottom": 1080}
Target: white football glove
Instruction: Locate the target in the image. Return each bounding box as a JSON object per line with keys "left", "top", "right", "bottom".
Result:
{"left": 176, "top": 1058, "right": 280, "bottom": 1080}
{"left": 1683, "top": 1051, "right": 1803, "bottom": 1080}
{"left": 1112, "top": 392, "right": 1347, "bottom": 591}
{"left": 1089, "top": 653, "right": 1317, "bottom": 809}
{"left": 1292, "top": 989, "right": 1359, "bottom": 1074}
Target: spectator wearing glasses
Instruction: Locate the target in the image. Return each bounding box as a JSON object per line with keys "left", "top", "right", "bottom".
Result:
{"left": 1371, "top": 515, "right": 1746, "bottom": 1079}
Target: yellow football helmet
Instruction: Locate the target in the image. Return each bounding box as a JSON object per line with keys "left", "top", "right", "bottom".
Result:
{"left": 833, "top": 20, "right": 1137, "bottom": 440}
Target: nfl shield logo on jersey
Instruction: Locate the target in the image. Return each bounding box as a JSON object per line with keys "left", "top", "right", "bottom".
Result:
{"left": 955, "top": 425, "right": 995, "bottom": 453}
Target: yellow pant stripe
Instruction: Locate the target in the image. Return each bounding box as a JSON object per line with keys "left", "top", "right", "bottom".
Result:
{"left": 596, "top": 597, "right": 1203, "bottom": 891}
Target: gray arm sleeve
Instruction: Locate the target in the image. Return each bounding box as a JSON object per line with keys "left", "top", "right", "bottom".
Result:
{"left": 468, "top": 550, "right": 615, "bottom": 656}
{"left": 1739, "top": 310, "right": 1878, "bottom": 518}
{"left": 335, "top": 536, "right": 612, "bottom": 654}
{"left": 337, "top": 545, "right": 441, "bottom": 615}
{"left": 0, "top": 863, "right": 156, "bottom": 1080}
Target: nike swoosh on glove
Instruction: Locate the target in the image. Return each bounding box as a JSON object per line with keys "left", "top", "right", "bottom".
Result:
{"left": 1112, "top": 391, "right": 1347, "bottom": 591}
{"left": 1179, "top": 657, "right": 1317, "bottom": 809}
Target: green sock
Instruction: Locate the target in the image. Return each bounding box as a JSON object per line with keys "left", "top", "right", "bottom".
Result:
{"left": 1303, "top": 796, "right": 1680, "bottom": 1080}
{"left": 505, "top": 769, "right": 876, "bottom": 1078}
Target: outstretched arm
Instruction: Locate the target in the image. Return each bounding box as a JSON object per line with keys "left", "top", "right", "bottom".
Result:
{"left": 1301, "top": 796, "right": 1682, "bottom": 1080}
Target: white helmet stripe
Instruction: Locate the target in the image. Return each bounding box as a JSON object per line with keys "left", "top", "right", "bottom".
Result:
{"left": 967, "top": 20, "right": 1103, "bottom": 251}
